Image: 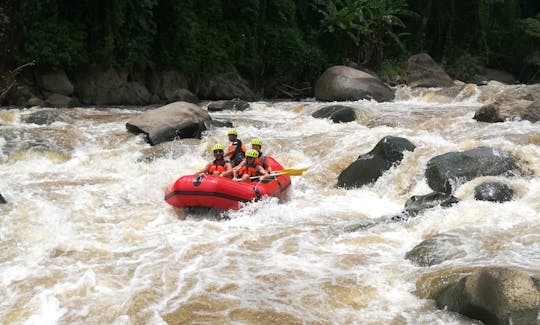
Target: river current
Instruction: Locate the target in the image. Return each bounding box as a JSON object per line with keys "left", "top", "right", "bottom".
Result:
{"left": 1, "top": 84, "right": 539, "bottom": 324}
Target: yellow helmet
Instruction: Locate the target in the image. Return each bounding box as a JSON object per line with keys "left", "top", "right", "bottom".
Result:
{"left": 226, "top": 129, "right": 238, "bottom": 135}
{"left": 211, "top": 144, "right": 224, "bottom": 152}
{"left": 251, "top": 138, "right": 263, "bottom": 146}
{"left": 245, "top": 149, "right": 259, "bottom": 158}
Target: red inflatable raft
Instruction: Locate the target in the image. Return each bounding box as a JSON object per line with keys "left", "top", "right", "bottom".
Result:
{"left": 164, "top": 156, "right": 291, "bottom": 210}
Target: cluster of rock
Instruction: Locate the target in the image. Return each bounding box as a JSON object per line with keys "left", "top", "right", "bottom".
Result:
{"left": 2, "top": 68, "right": 255, "bottom": 108}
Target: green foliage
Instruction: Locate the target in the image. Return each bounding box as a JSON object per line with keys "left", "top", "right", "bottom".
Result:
{"left": 20, "top": 1, "right": 87, "bottom": 67}
{"left": 377, "top": 57, "right": 407, "bottom": 85}
{"left": 443, "top": 53, "right": 484, "bottom": 82}
{"left": 314, "top": 0, "right": 415, "bottom": 66}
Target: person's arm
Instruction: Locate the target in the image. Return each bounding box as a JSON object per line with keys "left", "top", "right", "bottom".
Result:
{"left": 232, "top": 161, "right": 244, "bottom": 180}
{"left": 225, "top": 144, "right": 237, "bottom": 158}
{"left": 263, "top": 157, "right": 272, "bottom": 173}
{"left": 199, "top": 163, "right": 211, "bottom": 176}
{"left": 222, "top": 163, "right": 233, "bottom": 177}
{"left": 257, "top": 165, "right": 268, "bottom": 180}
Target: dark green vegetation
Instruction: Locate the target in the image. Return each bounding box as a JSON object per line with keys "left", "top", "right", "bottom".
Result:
{"left": 0, "top": 0, "right": 539, "bottom": 85}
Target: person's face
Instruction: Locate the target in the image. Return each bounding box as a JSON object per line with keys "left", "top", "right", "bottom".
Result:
{"left": 228, "top": 134, "right": 236, "bottom": 141}
{"left": 251, "top": 144, "right": 261, "bottom": 151}
{"left": 213, "top": 149, "right": 224, "bottom": 157}
{"left": 246, "top": 156, "right": 256, "bottom": 164}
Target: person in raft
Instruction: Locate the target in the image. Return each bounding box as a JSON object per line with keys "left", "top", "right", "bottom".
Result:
{"left": 199, "top": 144, "right": 233, "bottom": 178}
{"left": 233, "top": 149, "right": 269, "bottom": 182}
{"left": 224, "top": 129, "right": 246, "bottom": 167}
{"left": 250, "top": 137, "right": 272, "bottom": 173}
{"left": 233, "top": 138, "right": 273, "bottom": 174}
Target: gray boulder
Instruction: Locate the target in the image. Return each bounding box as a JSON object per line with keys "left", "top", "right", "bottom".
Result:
{"left": 44, "top": 93, "right": 80, "bottom": 107}
{"left": 425, "top": 147, "right": 520, "bottom": 193}
{"left": 436, "top": 267, "right": 540, "bottom": 325}
{"left": 314, "top": 65, "right": 395, "bottom": 102}
{"left": 36, "top": 68, "right": 74, "bottom": 96}
{"left": 474, "top": 84, "right": 540, "bottom": 123}
{"left": 23, "top": 109, "right": 70, "bottom": 125}
{"left": 207, "top": 98, "right": 250, "bottom": 112}
{"left": 474, "top": 181, "right": 515, "bottom": 202}
{"left": 405, "top": 232, "right": 467, "bottom": 267}
{"left": 195, "top": 72, "right": 255, "bottom": 100}
{"left": 404, "top": 192, "right": 459, "bottom": 217}
{"left": 312, "top": 105, "right": 356, "bottom": 123}
{"left": 337, "top": 136, "right": 415, "bottom": 189}
{"left": 146, "top": 70, "right": 189, "bottom": 101}
{"left": 125, "top": 101, "right": 210, "bottom": 146}
{"left": 406, "top": 53, "right": 454, "bottom": 88}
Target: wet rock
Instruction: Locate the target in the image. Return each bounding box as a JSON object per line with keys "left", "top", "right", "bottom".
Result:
{"left": 436, "top": 267, "right": 540, "bottom": 325}
{"left": 474, "top": 84, "right": 540, "bottom": 123}
{"left": 425, "top": 147, "right": 519, "bottom": 193}
{"left": 23, "top": 109, "right": 70, "bottom": 125}
{"left": 314, "top": 65, "right": 395, "bottom": 102}
{"left": 207, "top": 98, "right": 250, "bottom": 111}
{"left": 35, "top": 68, "right": 74, "bottom": 96}
{"left": 44, "top": 93, "right": 80, "bottom": 107}
{"left": 0, "top": 193, "right": 6, "bottom": 204}
{"left": 474, "top": 181, "right": 514, "bottom": 202}
{"left": 145, "top": 70, "right": 189, "bottom": 101}
{"left": 405, "top": 232, "right": 467, "bottom": 267}
{"left": 404, "top": 192, "right": 459, "bottom": 217}
{"left": 337, "top": 136, "right": 415, "bottom": 189}
{"left": 204, "top": 119, "right": 233, "bottom": 129}
{"left": 126, "top": 101, "right": 211, "bottom": 146}
{"left": 137, "top": 141, "right": 196, "bottom": 163}
{"left": 312, "top": 105, "right": 356, "bottom": 123}
{"left": 406, "top": 53, "right": 454, "bottom": 88}
{"left": 194, "top": 72, "right": 255, "bottom": 100}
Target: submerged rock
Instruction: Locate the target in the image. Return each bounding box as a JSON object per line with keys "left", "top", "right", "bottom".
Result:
{"left": 0, "top": 193, "right": 6, "bottom": 204}
{"left": 405, "top": 232, "right": 467, "bottom": 267}
{"left": 312, "top": 105, "right": 356, "bottom": 123}
{"left": 337, "top": 136, "right": 415, "bottom": 189}
{"left": 403, "top": 192, "right": 459, "bottom": 217}
{"left": 474, "top": 181, "right": 515, "bottom": 202}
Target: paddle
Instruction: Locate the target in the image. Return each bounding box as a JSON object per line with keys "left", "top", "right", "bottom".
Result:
{"left": 249, "top": 167, "right": 308, "bottom": 180}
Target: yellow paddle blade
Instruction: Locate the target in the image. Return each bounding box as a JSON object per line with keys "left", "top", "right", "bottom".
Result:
{"left": 272, "top": 167, "right": 308, "bottom": 176}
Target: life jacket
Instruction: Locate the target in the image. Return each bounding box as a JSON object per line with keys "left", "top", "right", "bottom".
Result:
{"left": 226, "top": 139, "right": 246, "bottom": 166}
{"left": 237, "top": 163, "right": 259, "bottom": 177}
{"left": 255, "top": 152, "right": 266, "bottom": 167}
{"left": 207, "top": 159, "right": 227, "bottom": 174}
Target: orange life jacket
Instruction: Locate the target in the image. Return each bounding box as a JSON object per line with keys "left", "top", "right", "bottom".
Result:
{"left": 237, "top": 165, "right": 258, "bottom": 177}
{"left": 226, "top": 140, "right": 246, "bottom": 159}
{"left": 208, "top": 160, "right": 226, "bottom": 173}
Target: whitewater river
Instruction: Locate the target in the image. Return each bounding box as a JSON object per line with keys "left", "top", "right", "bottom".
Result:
{"left": 1, "top": 85, "right": 539, "bottom": 324}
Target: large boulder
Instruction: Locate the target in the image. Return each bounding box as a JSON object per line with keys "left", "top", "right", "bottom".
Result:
{"left": 44, "top": 93, "right": 80, "bottom": 107}
{"left": 406, "top": 53, "right": 454, "bottom": 88}
{"left": 436, "top": 267, "right": 540, "bottom": 325}
{"left": 125, "top": 101, "right": 210, "bottom": 146}
{"left": 146, "top": 70, "right": 189, "bottom": 101}
{"left": 70, "top": 67, "right": 151, "bottom": 105}
{"left": 337, "top": 136, "right": 415, "bottom": 189}
{"left": 194, "top": 72, "right": 255, "bottom": 100}
{"left": 35, "top": 68, "right": 74, "bottom": 96}
{"left": 312, "top": 105, "right": 356, "bottom": 123}
{"left": 314, "top": 65, "right": 395, "bottom": 102}
{"left": 425, "top": 147, "right": 520, "bottom": 193}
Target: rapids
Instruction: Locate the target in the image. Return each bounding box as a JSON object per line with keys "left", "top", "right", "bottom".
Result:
{"left": 1, "top": 85, "right": 539, "bottom": 324}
